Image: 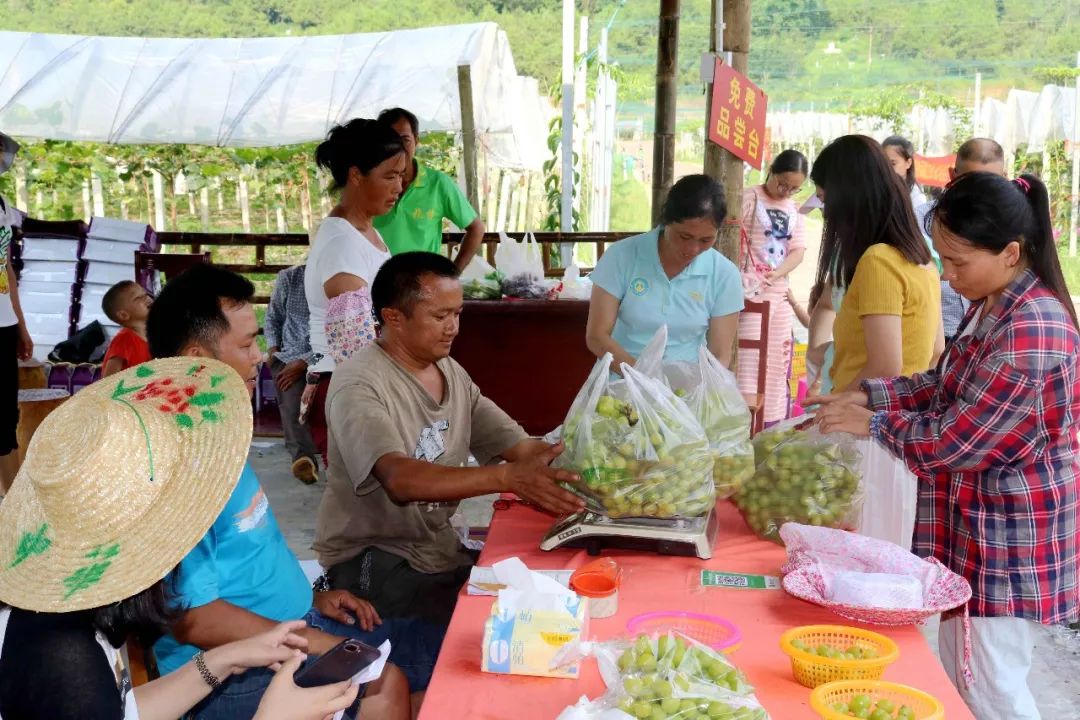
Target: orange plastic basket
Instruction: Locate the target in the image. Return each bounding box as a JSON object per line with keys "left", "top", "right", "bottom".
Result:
{"left": 810, "top": 680, "right": 945, "bottom": 720}
{"left": 778, "top": 625, "right": 899, "bottom": 688}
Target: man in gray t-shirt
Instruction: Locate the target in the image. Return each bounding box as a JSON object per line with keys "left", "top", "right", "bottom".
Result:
{"left": 314, "top": 252, "right": 584, "bottom": 625}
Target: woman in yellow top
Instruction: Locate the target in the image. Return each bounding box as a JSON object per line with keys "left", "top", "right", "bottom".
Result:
{"left": 808, "top": 135, "right": 943, "bottom": 392}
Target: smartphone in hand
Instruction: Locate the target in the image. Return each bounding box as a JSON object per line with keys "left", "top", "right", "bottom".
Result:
{"left": 293, "top": 638, "right": 380, "bottom": 688}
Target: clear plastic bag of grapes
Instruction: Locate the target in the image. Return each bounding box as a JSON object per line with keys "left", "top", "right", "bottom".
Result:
{"left": 734, "top": 427, "right": 864, "bottom": 543}
{"left": 555, "top": 354, "right": 717, "bottom": 520}
{"left": 554, "top": 632, "right": 770, "bottom": 720}
{"left": 749, "top": 418, "right": 803, "bottom": 466}
{"left": 660, "top": 346, "right": 754, "bottom": 500}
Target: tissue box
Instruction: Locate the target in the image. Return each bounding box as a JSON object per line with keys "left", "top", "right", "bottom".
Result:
{"left": 481, "top": 597, "right": 588, "bottom": 679}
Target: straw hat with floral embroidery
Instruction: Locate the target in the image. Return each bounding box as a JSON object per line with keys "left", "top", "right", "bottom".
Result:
{"left": 0, "top": 357, "right": 251, "bottom": 612}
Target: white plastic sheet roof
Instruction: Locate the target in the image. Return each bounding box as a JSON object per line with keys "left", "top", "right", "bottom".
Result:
{"left": 0, "top": 23, "right": 547, "bottom": 169}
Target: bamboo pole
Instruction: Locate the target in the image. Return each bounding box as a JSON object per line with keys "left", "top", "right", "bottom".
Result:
{"left": 705, "top": 0, "right": 751, "bottom": 262}
{"left": 652, "top": 0, "right": 680, "bottom": 226}
{"left": 457, "top": 65, "right": 480, "bottom": 212}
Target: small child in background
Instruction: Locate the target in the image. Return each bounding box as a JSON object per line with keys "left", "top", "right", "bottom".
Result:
{"left": 787, "top": 282, "right": 825, "bottom": 407}
{"left": 100, "top": 280, "right": 153, "bottom": 377}
{"left": 786, "top": 281, "right": 823, "bottom": 330}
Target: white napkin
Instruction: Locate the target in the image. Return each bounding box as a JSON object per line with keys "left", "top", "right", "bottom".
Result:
{"left": 331, "top": 639, "right": 391, "bottom": 720}
{"left": 493, "top": 557, "right": 578, "bottom": 614}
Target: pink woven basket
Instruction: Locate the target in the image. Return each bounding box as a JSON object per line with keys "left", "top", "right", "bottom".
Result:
{"left": 783, "top": 557, "right": 971, "bottom": 626}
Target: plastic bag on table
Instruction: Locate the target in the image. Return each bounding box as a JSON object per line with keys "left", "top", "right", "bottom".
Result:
{"left": 853, "top": 437, "right": 918, "bottom": 551}
{"left": 660, "top": 346, "right": 754, "bottom": 499}
{"left": 553, "top": 631, "right": 770, "bottom": 720}
{"left": 494, "top": 230, "right": 548, "bottom": 297}
{"left": 460, "top": 254, "right": 503, "bottom": 300}
{"left": 556, "top": 355, "right": 715, "bottom": 519}
{"left": 733, "top": 427, "right": 863, "bottom": 542}
{"left": 558, "top": 264, "right": 593, "bottom": 300}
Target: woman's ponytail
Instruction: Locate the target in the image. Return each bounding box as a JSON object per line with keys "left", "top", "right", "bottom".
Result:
{"left": 1016, "top": 173, "right": 1079, "bottom": 328}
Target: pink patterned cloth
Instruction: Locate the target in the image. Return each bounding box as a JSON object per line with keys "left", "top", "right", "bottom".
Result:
{"left": 325, "top": 288, "right": 377, "bottom": 365}
{"left": 779, "top": 523, "right": 972, "bottom": 624}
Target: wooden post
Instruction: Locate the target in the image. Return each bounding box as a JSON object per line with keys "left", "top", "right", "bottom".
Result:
{"left": 652, "top": 0, "right": 680, "bottom": 226}
{"left": 151, "top": 171, "right": 166, "bottom": 229}
{"left": 199, "top": 187, "right": 211, "bottom": 231}
{"left": 457, "top": 65, "right": 480, "bottom": 212}
{"left": 705, "top": 0, "right": 751, "bottom": 263}
{"left": 238, "top": 173, "right": 251, "bottom": 233}
{"left": 13, "top": 163, "right": 29, "bottom": 211}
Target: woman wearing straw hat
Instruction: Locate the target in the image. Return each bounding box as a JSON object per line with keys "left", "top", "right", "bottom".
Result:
{"left": 0, "top": 358, "right": 361, "bottom": 720}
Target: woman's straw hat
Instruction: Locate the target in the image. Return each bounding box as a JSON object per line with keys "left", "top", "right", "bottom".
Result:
{"left": 0, "top": 357, "right": 252, "bottom": 612}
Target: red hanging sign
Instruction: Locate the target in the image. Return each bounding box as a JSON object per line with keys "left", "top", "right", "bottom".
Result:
{"left": 708, "top": 58, "right": 768, "bottom": 169}
{"left": 914, "top": 154, "right": 956, "bottom": 188}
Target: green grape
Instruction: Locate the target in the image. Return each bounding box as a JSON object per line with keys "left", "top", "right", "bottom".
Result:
{"left": 869, "top": 710, "right": 893, "bottom": 720}
{"left": 638, "top": 652, "right": 658, "bottom": 672}
{"left": 656, "top": 634, "right": 670, "bottom": 657}
{"left": 874, "top": 699, "right": 895, "bottom": 714}
{"left": 831, "top": 702, "right": 849, "bottom": 714}
{"left": 707, "top": 701, "right": 730, "bottom": 718}
{"left": 660, "top": 697, "right": 681, "bottom": 714}
{"left": 632, "top": 700, "right": 653, "bottom": 719}
{"left": 849, "top": 695, "right": 872, "bottom": 714}
{"left": 651, "top": 679, "right": 673, "bottom": 699}
{"left": 636, "top": 635, "right": 652, "bottom": 656}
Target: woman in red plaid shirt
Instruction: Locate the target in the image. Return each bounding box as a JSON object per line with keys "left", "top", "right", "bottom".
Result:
{"left": 815, "top": 172, "right": 1078, "bottom": 720}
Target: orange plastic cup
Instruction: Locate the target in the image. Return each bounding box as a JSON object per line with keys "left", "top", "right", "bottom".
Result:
{"left": 570, "top": 559, "right": 620, "bottom": 618}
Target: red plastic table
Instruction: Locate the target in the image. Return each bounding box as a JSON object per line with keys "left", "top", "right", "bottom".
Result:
{"left": 418, "top": 501, "right": 975, "bottom": 719}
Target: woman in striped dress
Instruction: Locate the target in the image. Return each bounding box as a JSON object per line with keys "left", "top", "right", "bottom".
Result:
{"left": 737, "top": 150, "right": 809, "bottom": 426}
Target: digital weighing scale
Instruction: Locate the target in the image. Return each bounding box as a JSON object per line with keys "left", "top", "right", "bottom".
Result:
{"left": 539, "top": 508, "right": 718, "bottom": 559}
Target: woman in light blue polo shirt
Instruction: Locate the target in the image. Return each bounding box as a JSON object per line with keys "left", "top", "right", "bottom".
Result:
{"left": 587, "top": 174, "right": 743, "bottom": 370}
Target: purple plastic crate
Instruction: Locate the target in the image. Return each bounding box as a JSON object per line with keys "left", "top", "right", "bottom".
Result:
{"left": 70, "top": 364, "right": 96, "bottom": 394}
{"left": 47, "top": 364, "right": 73, "bottom": 393}
{"left": 258, "top": 362, "right": 277, "bottom": 409}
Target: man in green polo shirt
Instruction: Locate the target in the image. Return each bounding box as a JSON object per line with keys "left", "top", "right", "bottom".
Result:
{"left": 375, "top": 108, "right": 485, "bottom": 271}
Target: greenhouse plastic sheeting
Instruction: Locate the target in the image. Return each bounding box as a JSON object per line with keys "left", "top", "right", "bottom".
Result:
{"left": 767, "top": 83, "right": 1078, "bottom": 158}
{"left": 0, "top": 23, "right": 546, "bottom": 168}
{"left": 980, "top": 85, "right": 1078, "bottom": 155}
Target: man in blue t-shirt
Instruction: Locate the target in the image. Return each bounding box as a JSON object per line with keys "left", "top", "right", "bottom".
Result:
{"left": 147, "top": 264, "right": 440, "bottom": 720}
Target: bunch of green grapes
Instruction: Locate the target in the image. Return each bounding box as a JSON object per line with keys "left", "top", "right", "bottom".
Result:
{"left": 829, "top": 695, "right": 916, "bottom": 720}
{"left": 560, "top": 394, "right": 716, "bottom": 519}
{"left": 734, "top": 433, "right": 861, "bottom": 542}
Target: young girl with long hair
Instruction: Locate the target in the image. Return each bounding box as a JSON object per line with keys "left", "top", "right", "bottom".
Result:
{"left": 807, "top": 135, "right": 942, "bottom": 393}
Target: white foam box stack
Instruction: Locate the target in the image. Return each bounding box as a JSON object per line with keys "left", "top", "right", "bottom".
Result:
{"left": 19, "top": 235, "right": 84, "bottom": 360}
{"left": 80, "top": 217, "right": 153, "bottom": 337}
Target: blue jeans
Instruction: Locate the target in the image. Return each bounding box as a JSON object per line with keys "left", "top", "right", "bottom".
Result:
{"left": 187, "top": 609, "right": 444, "bottom": 720}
